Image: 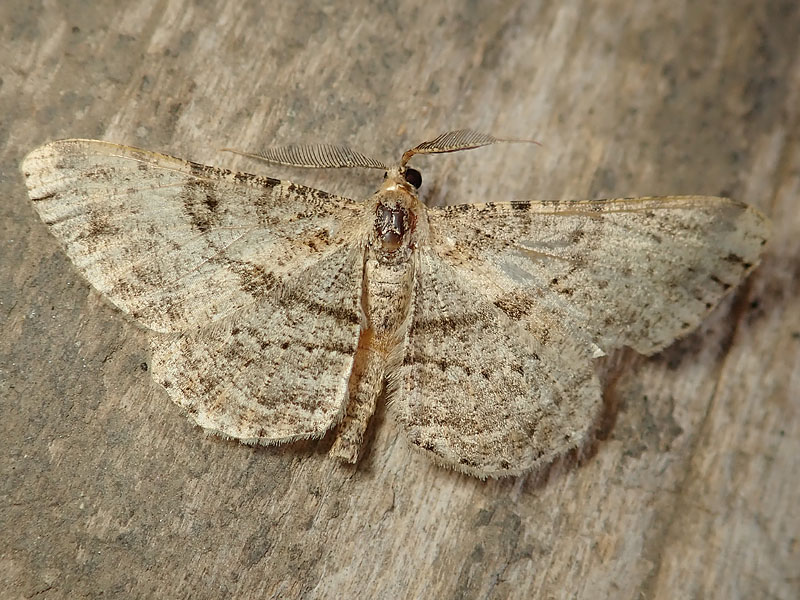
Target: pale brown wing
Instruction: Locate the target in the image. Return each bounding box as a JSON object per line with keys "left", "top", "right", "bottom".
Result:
{"left": 22, "top": 139, "right": 363, "bottom": 333}
{"left": 150, "top": 245, "right": 365, "bottom": 442}
{"left": 397, "top": 250, "right": 601, "bottom": 478}
{"left": 425, "top": 196, "right": 769, "bottom": 355}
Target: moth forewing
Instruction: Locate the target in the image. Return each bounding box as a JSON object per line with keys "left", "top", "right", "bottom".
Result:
{"left": 22, "top": 139, "right": 364, "bottom": 333}
{"left": 425, "top": 195, "right": 770, "bottom": 357}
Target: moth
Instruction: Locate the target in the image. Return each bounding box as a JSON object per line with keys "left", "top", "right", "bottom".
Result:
{"left": 22, "top": 131, "right": 770, "bottom": 478}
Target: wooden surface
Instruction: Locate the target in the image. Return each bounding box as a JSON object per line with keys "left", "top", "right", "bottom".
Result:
{"left": 1, "top": 1, "right": 798, "bottom": 598}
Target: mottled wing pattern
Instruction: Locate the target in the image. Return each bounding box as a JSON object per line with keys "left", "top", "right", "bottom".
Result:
{"left": 398, "top": 249, "right": 601, "bottom": 477}
{"left": 23, "top": 136, "right": 771, "bottom": 474}
{"left": 426, "top": 197, "right": 769, "bottom": 355}
{"left": 22, "top": 139, "right": 363, "bottom": 333}
{"left": 150, "top": 245, "right": 365, "bottom": 442}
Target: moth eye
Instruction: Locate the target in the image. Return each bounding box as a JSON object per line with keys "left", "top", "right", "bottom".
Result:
{"left": 403, "top": 167, "right": 422, "bottom": 189}
{"left": 383, "top": 171, "right": 388, "bottom": 179}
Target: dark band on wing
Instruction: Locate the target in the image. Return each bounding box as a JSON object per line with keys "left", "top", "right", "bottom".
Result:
{"left": 180, "top": 179, "right": 224, "bottom": 233}
{"left": 228, "top": 325, "right": 358, "bottom": 356}
{"left": 409, "top": 311, "right": 487, "bottom": 335}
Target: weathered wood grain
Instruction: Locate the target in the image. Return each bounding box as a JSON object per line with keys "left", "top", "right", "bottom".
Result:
{"left": 1, "top": 1, "right": 797, "bottom": 598}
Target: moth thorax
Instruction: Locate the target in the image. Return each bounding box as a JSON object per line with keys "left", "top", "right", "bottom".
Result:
{"left": 375, "top": 202, "right": 415, "bottom": 251}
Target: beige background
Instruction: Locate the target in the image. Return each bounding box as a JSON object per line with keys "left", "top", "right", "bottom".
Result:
{"left": 1, "top": 1, "right": 798, "bottom": 599}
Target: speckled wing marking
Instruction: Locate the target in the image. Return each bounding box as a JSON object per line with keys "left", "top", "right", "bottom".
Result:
{"left": 399, "top": 250, "right": 601, "bottom": 478}
{"left": 22, "top": 139, "right": 362, "bottom": 333}
{"left": 150, "top": 245, "right": 364, "bottom": 442}
{"left": 426, "top": 196, "right": 770, "bottom": 356}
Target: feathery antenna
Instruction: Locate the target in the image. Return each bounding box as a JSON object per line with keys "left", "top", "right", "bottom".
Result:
{"left": 221, "top": 144, "right": 388, "bottom": 170}
{"left": 400, "top": 129, "right": 540, "bottom": 166}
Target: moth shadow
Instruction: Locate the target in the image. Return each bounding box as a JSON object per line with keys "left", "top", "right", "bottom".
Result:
{"left": 593, "top": 347, "right": 643, "bottom": 444}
